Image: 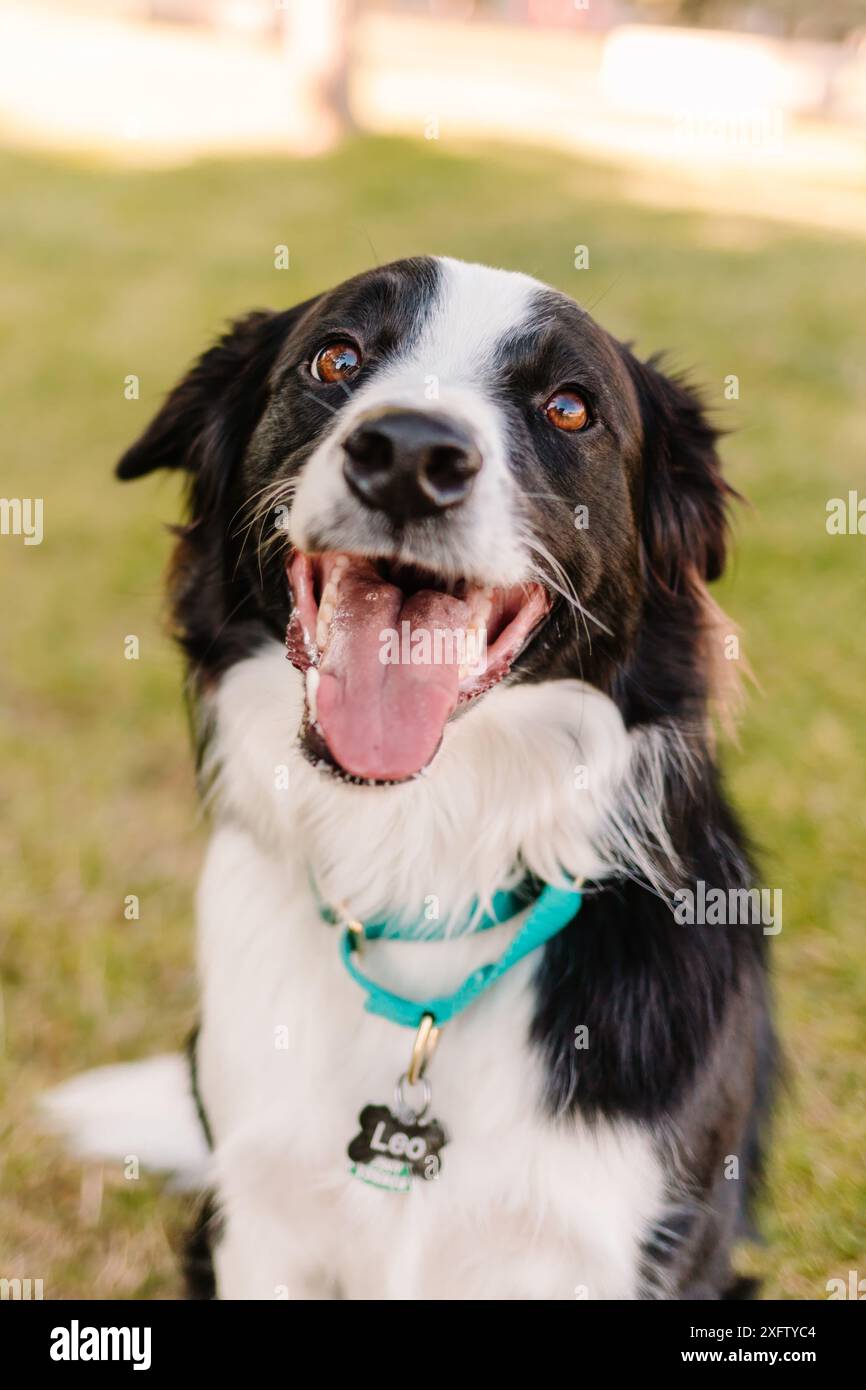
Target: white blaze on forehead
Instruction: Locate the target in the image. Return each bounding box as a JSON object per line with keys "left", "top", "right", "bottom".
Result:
{"left": 289, "top": 257, "right": 549, "bottom": 587}
{"left": 412, "top": 256, "right": 546, "bottom": 382}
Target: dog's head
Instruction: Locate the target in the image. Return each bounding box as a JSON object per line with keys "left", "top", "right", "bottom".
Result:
{"left": 119, "top": 256, "right": 733, "bottom": 785}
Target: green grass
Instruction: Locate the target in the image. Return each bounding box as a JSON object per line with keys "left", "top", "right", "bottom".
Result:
{"left": 1, "top": 136, "right": 864, "bottom": 1300}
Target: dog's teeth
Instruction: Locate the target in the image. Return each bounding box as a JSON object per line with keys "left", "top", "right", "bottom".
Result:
{"left": 305, "top": 666, "right": 320, "bottom": 723}
{"left": 474, "top": 591, "right": 493, "bottom": 625}
{"left": 315, "top": 611, "right": 331, "bottom": 649}
{"left": 458, "top": 626, "right": 475, "bottom": 682}
{"left": 316, "top": 597, "right": 337, "bottom": 649}
{"left": 315, "top": 558, "right": 350, "bottom": 650}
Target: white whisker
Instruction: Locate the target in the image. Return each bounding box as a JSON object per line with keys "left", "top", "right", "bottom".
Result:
{"left": 521, "top": 532, "right": 614, "bottom": 642}
{"left": 301, "top": 391, "right": 342, "bottom": 417}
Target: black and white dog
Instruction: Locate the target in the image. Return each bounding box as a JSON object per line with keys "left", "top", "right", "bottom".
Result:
{"left": 47, "top": 256, "right": 774, "bottom": 1300}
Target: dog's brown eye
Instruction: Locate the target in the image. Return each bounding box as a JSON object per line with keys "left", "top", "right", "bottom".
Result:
{"left": 311, "top": 341, "right": 361, "bottom": 383}
{"left": 543, "top": 389, "right": 589, "bottom": 432}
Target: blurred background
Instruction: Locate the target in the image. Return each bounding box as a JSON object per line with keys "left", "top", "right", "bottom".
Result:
{"left": 0, "top": 0, "right": 864, "bottom": 1299}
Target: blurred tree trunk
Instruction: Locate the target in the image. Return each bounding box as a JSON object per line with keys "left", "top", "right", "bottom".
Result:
{"left": 280, "top": 0, "right": 358, "bottom": 152}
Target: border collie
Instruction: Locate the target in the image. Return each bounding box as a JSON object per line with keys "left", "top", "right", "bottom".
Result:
{"left": 46, "top": 256, "right": 774, "bottom": 1300}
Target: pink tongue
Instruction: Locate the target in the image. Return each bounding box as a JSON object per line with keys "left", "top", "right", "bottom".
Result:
{"left": 316, "top": 568, "right": 469, "bottom": 781}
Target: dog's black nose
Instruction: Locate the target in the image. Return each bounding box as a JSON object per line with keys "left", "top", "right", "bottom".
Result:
{"left": 343, "top": 410, "right": 481, "bottom": 521}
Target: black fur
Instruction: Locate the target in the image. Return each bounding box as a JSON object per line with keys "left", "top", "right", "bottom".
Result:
{"left": 180, "top": 1195, "right": 220, "bottom": 1301}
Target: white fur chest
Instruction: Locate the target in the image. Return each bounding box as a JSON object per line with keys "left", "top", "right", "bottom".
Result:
{"left": 192, "top": 647, "right": 672, "bottom": 1299}
{"left": 196, "top": 822, "right": 665, "bottom": 1301}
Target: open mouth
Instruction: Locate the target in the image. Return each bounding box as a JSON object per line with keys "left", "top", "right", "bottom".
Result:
{"left": 286, "top": 550, "right": 549, "bottom": 783}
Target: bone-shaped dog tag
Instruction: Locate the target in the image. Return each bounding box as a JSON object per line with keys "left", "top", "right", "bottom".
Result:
{"left": 347, "top": 1103, "right": 447, "bottom": 1192}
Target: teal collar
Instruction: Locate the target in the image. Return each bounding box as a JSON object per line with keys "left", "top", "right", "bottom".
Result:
{"left": 318, "top": 880, "right": 584, "bottom": 1030}
{"left": 317, "top": 881, "right": 539, "bottom": 942}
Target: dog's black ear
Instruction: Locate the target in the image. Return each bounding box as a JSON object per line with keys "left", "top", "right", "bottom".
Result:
{"left": 622, "top": 349, "right": 746, "bottom": 732}
{"left": 623, "top": 351, "right": 733, "bottom": 592}
{"left": 116, "top": 300, "right": 317, "bottom": 483}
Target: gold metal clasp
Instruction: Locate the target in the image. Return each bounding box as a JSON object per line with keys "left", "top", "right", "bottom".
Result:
{"left": 335, "top": 901, "right": 366, "bottom": 954}
{"left": 408, "top": 1012, "right": 440, "bottom": 1086}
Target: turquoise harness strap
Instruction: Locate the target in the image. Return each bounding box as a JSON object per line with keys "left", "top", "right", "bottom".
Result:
{"left": 336, "top": 882, "right": 583, "bottom": 1029}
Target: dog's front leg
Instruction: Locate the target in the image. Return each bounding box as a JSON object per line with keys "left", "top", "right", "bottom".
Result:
{"left": 212, "top": 1184, "right": 338, "bottom": 1301}
{"left": 206, "top": 1125, "right": 339, "bottom": 1300}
